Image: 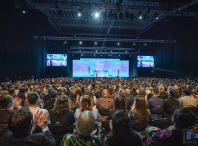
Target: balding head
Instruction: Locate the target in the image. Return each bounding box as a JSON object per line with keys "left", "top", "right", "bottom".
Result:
{"left": 87, "top": 86, "right": 92, "bottom": 90}
{"left": 102, "top": 89, "right": 108, "bottom": 97}
{"left": 119, "top": 89, "right": 125, "bottom": 97}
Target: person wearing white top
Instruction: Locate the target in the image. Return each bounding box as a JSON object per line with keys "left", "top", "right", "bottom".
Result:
{"left": 28, "top": 92, "right": 50, "bottom": 131}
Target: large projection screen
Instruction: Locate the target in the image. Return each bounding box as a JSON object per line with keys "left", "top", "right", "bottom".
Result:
{"left": 73, "top": 58, "right": 129, "bottom": 77}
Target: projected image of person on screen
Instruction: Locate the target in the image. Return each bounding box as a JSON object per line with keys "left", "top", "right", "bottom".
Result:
{"left": 140, "top": 58, "right": 143, "bottom": 67}
{"left": 60, "top": 56, "right": 63, "bottom": 66}
{"left": 49, "top": 56, "right": 53, "bottom": 66}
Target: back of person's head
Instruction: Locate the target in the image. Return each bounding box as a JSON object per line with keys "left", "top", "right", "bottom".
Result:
{"left": 8, "top": 88, "right": 15, "bottom": 95}
{"left": 182, "top": 88, "right": 191, "bottom": 96}
{"left": 27, "top": 92, "right": 39, "bottom": 105}
{"left": 50, "top": 90, "right": 57, "bottom": 98}
{"left": 19, "top": 87, "right": 25, "bottom": 94}
{"left": 114, "top": 96, "right": 126, "bottom": 111}
{"left": 54, "top": 95, "right": 69, "bottom": 117}
{"left": 80, "top": 95, "right": 92, "bottom": 112}
{"left": 75, "top": 89, "right": 81, "bottom": 96}
{"left": 60, "top": 87, "right": 67, "bottom": 94}
{"left": 139, "top": 87, "right": 146, "bottom": 96}
{"left": 108, "top": 87, "right": 114, "bottom": 95}
{"left": 0, "top": 95, "right": 13, "bottom": 109}
{"left": 173, "top": 108, "right": 196, "bottom": 130}
{"left": 110, "top": 110, "right": 132, "bottom": 146}
{"left": 2, "top": 84, "right": 7, "bottom": 90}
{"left": 102, "top": 89, "right": 108, "bottom": 97}
{"left": 134, "top": 96, "right": 150, "bottom": 122}
{"left": 160, "top": 85, "right": 165, "bottom": 91}
{"left": 47, "top": 87, "right": 53, "bottom": 95}
{"left": 125, "top": 89, "right": 130, "bottom": 94}
{"left": 118, "top": 89, "right": 126, "bottom": 97}
{"left": 152, "top": 87, "right": 159, "bottom": 95}
{"left": 86, "top": 90, "right": 94, "bottom": 98}
{"left": 169, "top": 89, "right": 177, "bottom": 97}
{"left": 69, "top": 91, "right": 77, "bottom": 106}
{"left": 8, "top": 107, "right": 32, "bottom": 136}
{"left": 76, "top": 110, "right": 96, "bottom": 136}
{"left": 1, "top": 90, "right": 8, "bottom": 95}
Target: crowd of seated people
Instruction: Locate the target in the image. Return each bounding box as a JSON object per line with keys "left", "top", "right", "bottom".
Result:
{"left": 0, "top": 77, "right": 198, "bottom": 146}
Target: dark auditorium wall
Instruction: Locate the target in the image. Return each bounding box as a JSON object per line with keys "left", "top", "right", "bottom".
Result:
{"left": 140, "top": 17, "right": 198, "bottom": 78}
{"left": 0, "top": 0, "right": 59, "bottom": 80}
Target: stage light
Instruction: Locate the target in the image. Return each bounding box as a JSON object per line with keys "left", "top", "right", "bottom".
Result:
{"left": 138, "top": 12, "right": 142, "bottom": 20}
{"left": 144, "top": 43, "right": 147, "bottom": 46}
{"left": 133, "top": 42, "right": 135, "bottom": 46}
{"left": 64, "top": 41, "right": 67, "bottom": 44}
{"left": 95, "top": 42, "right": 97, "bottom": 45}
{"left": 154, "top": 13, "right": 158, "bottom": 19}
{"left": 80, "top": 41, "right": 82, "bottom": 44}
{"left": 22, "top": 7, "right": 28, "bottom": 13}
{"left": 95, "top": 12, "right": 99, "bottom": 18}
{"left": 78, "top": 13, "right": 81, "bottom": 17}
{"left": 117, "top": 42, "right": 120, "bottom": 45}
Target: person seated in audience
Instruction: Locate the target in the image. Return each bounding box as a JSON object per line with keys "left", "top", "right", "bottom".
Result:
{"left": 147, "top": 87, "right": 164, "bottom": 120}
{"left": 96, "top": 89, "right": 114, "bottom": 122}
{"left": 65, "top": 85, "right": 71, "bottom": 97}
{"left": 60, "top": 87, "right": 67, "bottom": 95}
{"left": 28, "top": 92, "right": 50, "bottom": 128}
{"left": 107, "top": 96, "right": 127, "bottom": 120}
{"left": 74, "top": 95, "right": 101, "bottom": 135}
{"left": 86, "top": 90, "right": 97, "bottom": 107}
{"left": 49, "top": 95, "right": 75, "bottom": 126}
{"left": 43, "top": 87, "right": 53, "bottom": 103}
{"left": 1, "top": 90, "right": 8, "bottom": 95}
{"left": 0, "top": 95, "right": 21, "bottom": 124}
{"left": 95, "top": 85, "right": 103, "bottom": 99}
{"left": 61, "top": 110, "right": 103, "bottom": 146}
{"left": 129, "top": 95, "right": 150, "bottom": 122}
{"left": 159, "top": 85, "right": 168, "bottom": 100}
{"left": 14, "top": 85, "right": 19, "bottom": 94}
{"left": 147, "top": 108, "right": 197, "bottom": 146}
{"left": 8, "top": 88, "right": 18, "bottom": 99}
{"left": 108, "top": 87, "right": 115, "bottom": 99}
{"left": 178, "top": 88, "right": 198, "bottom": 108}
{"left": 118, "top": 88, "right": 132, "bottom": 111}
{"left": 104, "top": 110, "right": 143, "bottom": 146}
{"left": 0, "top": 107, "right": 56, "bottom": 146}
{"left": 164, "top": 89, "right": 179, "bottom": 119}
{"left": 44, "top": 90, "right": 58, "bottom": 111}
{"left": 69, "top": 91, "right": 78, "bottom": 111}
{"left": 125, "top": 88, "right": 135, "bottom": 102}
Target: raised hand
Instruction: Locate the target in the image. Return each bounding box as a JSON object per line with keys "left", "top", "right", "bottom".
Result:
{"left": 35, "top": 110, "right": 48, "bottom": 128}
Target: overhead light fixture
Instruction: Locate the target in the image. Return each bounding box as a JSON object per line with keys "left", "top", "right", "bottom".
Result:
{"left": 80, "top": 41, "right": 82, "bottom": 44}
{"left": 117, "top": 42, "right": 120, "bottom": 45}
{"left": 138, "top": 12, "right": 143, "bottom": 19}
{"left": 22, "top": 7, "right": 28, "bottom": 14}
{"left": 64, "top": 41, "right": 67, "bottom": 44}
{"left": 133, "top": 42, "right": 135, "bottom": 46}
{"left": 144, "top": 42, "right": 147, "bottom": 46}
{"left": 95, "top": 12, "right": 99, "bottom": 18}
{"left": 78, "top": 13, "right": 81, "bottom": 17}
{"left": 154, "top": 13, "right": 158, "bottom": 19}
{"left": 95, "top": 42, "right": 97, "bottom": 45}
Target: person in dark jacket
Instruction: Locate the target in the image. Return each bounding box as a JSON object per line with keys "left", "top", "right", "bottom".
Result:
{"left": 0, "top": 107, "right": 56, "bottom": 146}
{"left": 44, "top": 90, "right": 57, "bottom": 111}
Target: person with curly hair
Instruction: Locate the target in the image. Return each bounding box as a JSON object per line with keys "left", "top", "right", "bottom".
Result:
{"left": 49, "top": 95, "right": 75, "bottom": 126}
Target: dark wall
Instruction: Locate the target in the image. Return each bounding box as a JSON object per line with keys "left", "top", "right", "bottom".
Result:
{"left": 0, "top": 0, "right": 59, "bottom": 80}
{"left": 140, "top": 17, "right": 198, "bottom": 78}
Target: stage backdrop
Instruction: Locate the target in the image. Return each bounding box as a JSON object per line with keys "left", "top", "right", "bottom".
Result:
{"left": 73, "top": 58, "right": 129, "bottom": 77}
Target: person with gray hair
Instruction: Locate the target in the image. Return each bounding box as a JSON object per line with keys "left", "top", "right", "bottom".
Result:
{"left": 61, "top": 110, "right": 103, "bottom": 146}
{"left": 125, "top": 89, "right": 135, "bottom": 102}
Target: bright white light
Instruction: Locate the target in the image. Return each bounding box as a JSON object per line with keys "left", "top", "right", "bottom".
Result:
{"left": 95, "top": 42, "right": 97, "bottom": 45}
{"left": 95, "top": 13, "right": 99, "bottom": 18}
{"left": 156, "top": 17, "right": 158, "bottom": 19}
{"left": 64, "top": 41, "right": 67, "bottom": 43}
{"left": 117, "top": 42, "right": 120, "bottom": 45}
{"left": 78, "top": 13, "right": 81, "bottom": 16}
{"left": 133, "top": 43, "right": 135, "bottom": 45}
{"left": 23, "top": 11, "right": 26, "bottom": 13}
{"left": 80, "top": 41, "right": 82, "bottom": 44}
{"left": 139, "top": 16, "right": 142, "bottom": 19}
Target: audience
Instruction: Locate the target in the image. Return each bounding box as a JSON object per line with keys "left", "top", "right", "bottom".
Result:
{"left": 49, "top": 95, "right": 75, "bottom": 126}
{"left": 0, "top": 107, "right": 56, "bottom": 146}
{"left": 1, "top": 77, "right": 198, "bottom": 146}
{"left": 104, "top": 110, "right": 143, "bottom": 146}
{"left": 61, "top": 110, "right": 103, "bottom": 146}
